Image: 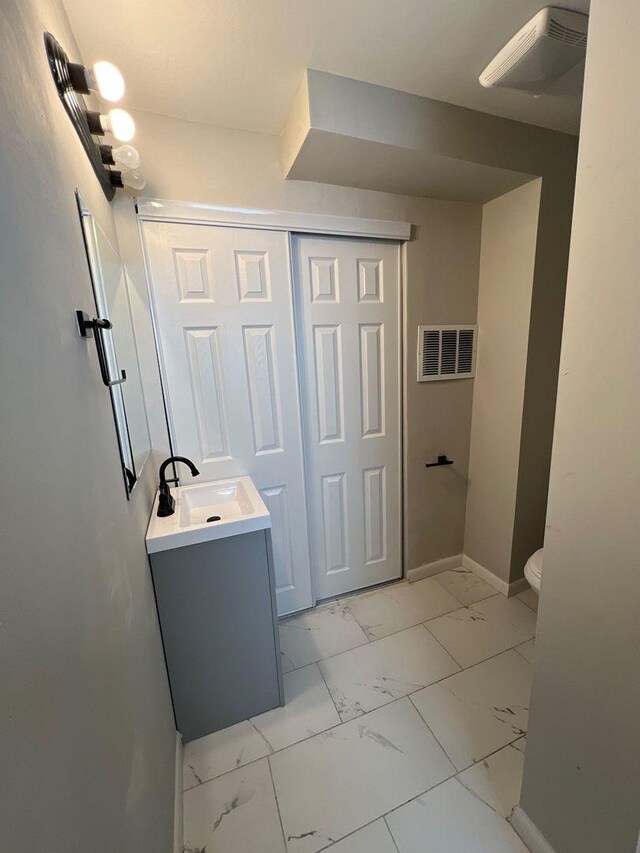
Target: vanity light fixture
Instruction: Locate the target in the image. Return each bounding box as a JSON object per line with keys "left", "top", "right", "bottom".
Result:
{"left": 45, "top": 32, "right": 145, "bottom": 201}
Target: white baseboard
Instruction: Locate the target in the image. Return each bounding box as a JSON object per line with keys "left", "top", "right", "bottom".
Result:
{"left": 509, "top": 577, "right": 531, "bottom": 596}
{"left": 407, "top": 553, "right": 463, "bottom": 583}
{"left": 407, "top": 552, "right": 531, "bottom": 597}
{"left": 511, "top": 806, "right": 556, "bottom": 853}
{"left": 461, "top": 555, "right": 530, "bottom": 597}
{"left": 173, "top": 731, "right": 183, "bottom": 853}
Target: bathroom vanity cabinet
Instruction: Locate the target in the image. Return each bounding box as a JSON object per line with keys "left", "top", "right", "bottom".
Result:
{"left": 149, "top": 528, "right": 284, "bottom": 742}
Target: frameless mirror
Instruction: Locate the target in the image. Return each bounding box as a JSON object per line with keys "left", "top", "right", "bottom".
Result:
{"left": 77, "top": 194, "right": 151, "bottom": 497}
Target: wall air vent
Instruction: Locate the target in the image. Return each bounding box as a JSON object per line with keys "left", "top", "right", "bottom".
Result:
{"left": 417, "top": 325, "right": 477, "bottom": 382}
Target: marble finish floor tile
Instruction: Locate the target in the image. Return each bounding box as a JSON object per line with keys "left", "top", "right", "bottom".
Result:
{"left": 319, "top": 624, "right": 460, "bottom": 721}
{"left": 326, "top": 819, "right": 397, "bottom": 852}
{"left": 425, "top": 594, "right": 536, "bottom": 667}
{"left": 410, "top": 650, "right": 532, "bottom": 770}
{"left": 457, "top": 740, "right": 525, "bottom": 818}
{"left": 346, "top": 577, "right": 460, "bottom": 641}
{"left": 183, "top": 758, "right": 285, "bottom": 853}
{"left": 183, "top": 719, "right": 271, "bottom": 790}
{"left": 250, "top": 664, "right": 341, "bottom": 752}
{"left": 279, "top": 604, "right": 368, "bottom": 672}
{"left": 515, "top": 638, "right": 535, "bottom": 664}
{"left": 517, "top": 588, "right": 539, "bottom": 612}
{"left": 269, "top": 698, "right": 454, "bottom": 853}
{"left": 386, "top": 777, "right": 528, "bottom": 852}
{"left": 434, "top": 567, "right": 497, "bottom": 605}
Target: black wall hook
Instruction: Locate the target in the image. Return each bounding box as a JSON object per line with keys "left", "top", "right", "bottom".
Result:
{"left": 426, "top": 455, "right": 454, "bottom": 468}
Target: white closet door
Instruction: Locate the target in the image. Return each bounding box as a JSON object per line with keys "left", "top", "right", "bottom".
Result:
{"left": 142, "top": 222, "right": 312, "bottom": 615}
{"left": 293, "top": 235, "right": 402, "bottom": 599}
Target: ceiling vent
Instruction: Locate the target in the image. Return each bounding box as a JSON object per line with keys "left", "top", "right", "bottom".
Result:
{"left": 417, "top": 325, "right": 477, "bottom": 382}
{"left": 479, "top": 6, "right": 588, "bottom": 95}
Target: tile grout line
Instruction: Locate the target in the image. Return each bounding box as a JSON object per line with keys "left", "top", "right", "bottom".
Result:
{"left": 407, "top": 679, "right": 531, "bottom": 776}
{"left": 312, "top": 814, "right": 396, "bottom": 853}
{"left": 383, "top": 813, "right": 402, "bottom": 853}
{"left": 405, "top": 691, "right": 462, "bottom": 774}
{"left": 266, "top": 753, "right": 288, "bottom": 852}
{"left": 374, "top": 765, "right": 461, "bottom": 838}
{"left": 314, "top": 658, "right": 344, "bottom": 721}
{"left": 313, "top": 763, "right": 462, "bottom": 853}
{"left": 420, "top": 612, "right": 536, "bottom": 671}
{"left": 419, "top": 620, "right": 466, "bottom": 669}
{"left": 419, "top": 629, "right": 536, "bottom": 679}
{"left": 512, "top": 642, "right": 535, "bottom": 664}
{"left": 453, "top": 732, "right": 528, "bottom": 775}
{"left": 379, "top": 729, "right": 529, "bottom": 841}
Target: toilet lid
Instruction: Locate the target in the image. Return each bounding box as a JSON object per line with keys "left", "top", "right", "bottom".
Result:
{"left": 528, "top": 548, "right": 544, "bottom": 580}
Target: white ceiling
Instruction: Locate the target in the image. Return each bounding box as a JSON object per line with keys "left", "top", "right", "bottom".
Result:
{"left": 63, "top": 0, "right": 589, "bottom": 136}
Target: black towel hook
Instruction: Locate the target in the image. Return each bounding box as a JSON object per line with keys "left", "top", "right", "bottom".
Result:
{"left": 426, "top": 455, "right": 454, "bottom": 468}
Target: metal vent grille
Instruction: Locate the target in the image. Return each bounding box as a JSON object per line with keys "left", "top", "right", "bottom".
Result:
{"left": 417, "top": 325, "right": 477, "bottom": 382}
{"left": 548, "top": 18, "right": 588, "bottom": 47}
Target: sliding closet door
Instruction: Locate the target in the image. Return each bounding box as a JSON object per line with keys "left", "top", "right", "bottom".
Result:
{"left": 142, "top": 222, "right": 312, "bottom": 615}
{"left": 293, "top": 235, "right": 402, "bottom": 599}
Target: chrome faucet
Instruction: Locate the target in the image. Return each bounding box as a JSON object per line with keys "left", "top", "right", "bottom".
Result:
{"left": 157, "top": 455, "right": 200, "bottom": 517}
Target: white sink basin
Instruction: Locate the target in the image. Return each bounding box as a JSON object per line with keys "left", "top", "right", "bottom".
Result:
{"left": 146, "top": 476, "right": 270, "bottom": 554}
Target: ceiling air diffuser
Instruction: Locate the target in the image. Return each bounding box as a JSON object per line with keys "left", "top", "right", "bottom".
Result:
{"left": 479, "top": 6, "right": 588, "bottom": 95}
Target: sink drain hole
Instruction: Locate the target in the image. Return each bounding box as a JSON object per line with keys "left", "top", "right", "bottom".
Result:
{"left": 206, "top": 515, "right": 222, "bottom": 523}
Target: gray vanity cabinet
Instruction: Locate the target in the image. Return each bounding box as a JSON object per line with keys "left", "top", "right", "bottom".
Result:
{"left": 149, "top": 529, "right": 284, "bottom": 743}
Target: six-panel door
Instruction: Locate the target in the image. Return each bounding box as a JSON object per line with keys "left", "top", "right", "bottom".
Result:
{"left": 293, "top": 235, "right": 402, "bottom": 599}
{"left": 142, "top": 222, "right": 313, "bottom": 615}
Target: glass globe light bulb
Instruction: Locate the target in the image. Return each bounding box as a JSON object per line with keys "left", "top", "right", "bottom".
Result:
{"left": 106, "top": 109, "right": 135, "bottom": 142}
{"left": 112, "top": 144, "right": 140, "bottom": 170}
{"left": 121, "top": 169, "right": 146, "bottom": 191}
{"left": 92, "top": 61, "right": 125, "bottom": 103}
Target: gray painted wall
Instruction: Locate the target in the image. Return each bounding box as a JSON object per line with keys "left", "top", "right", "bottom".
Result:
{"left": 117, "top": 108, "right": 483, "bottom": 573}
{"left": 0, "top": 2, "right": 176, "bottom": 851}
{"left": 520, "top": 0, "right": 640, "bottom": 849}
{"left": 464, "top": 180, "right": 542, "bottom": 583}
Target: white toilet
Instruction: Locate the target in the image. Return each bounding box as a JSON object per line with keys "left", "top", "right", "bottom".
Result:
{"left": 524, "top": 547, "right": 543, "bottom": 595}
